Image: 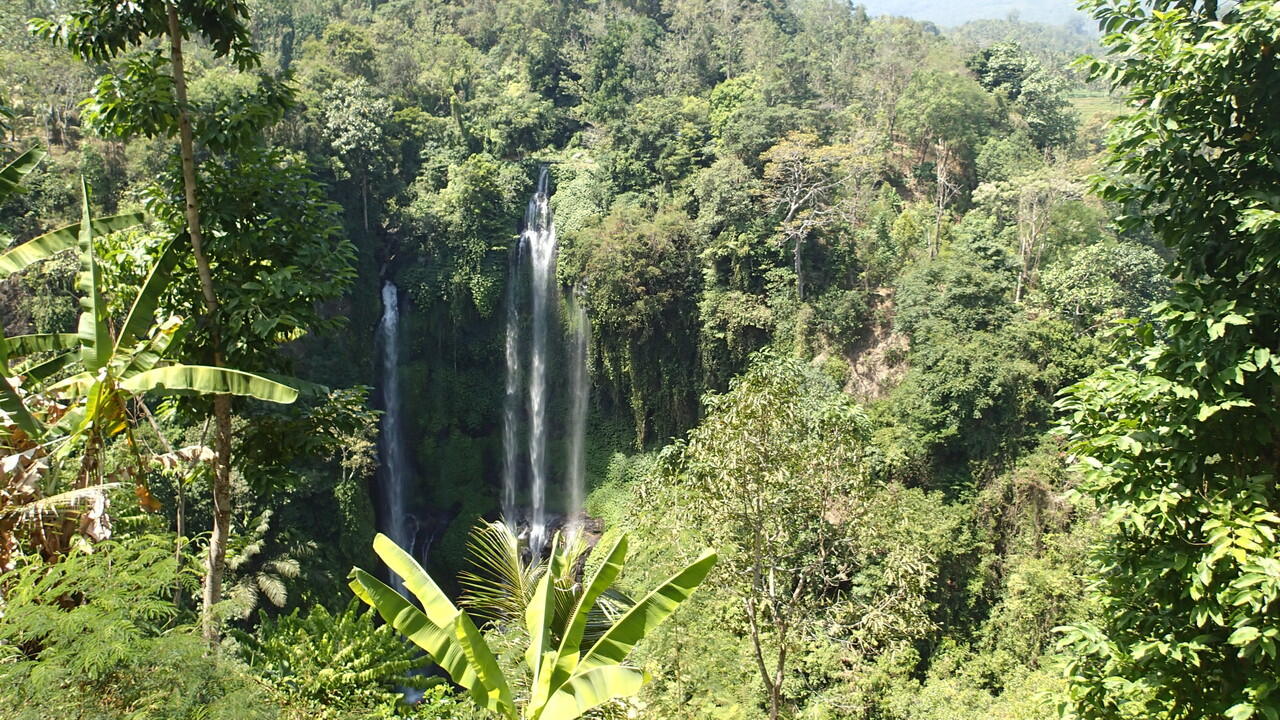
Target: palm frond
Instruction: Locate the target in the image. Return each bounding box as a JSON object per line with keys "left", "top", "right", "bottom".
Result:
{"left": 459, "top": 519, "right": 542, "bottom": 627}
{"left": 3, "top": 483, "right": 121, "bottom": 519}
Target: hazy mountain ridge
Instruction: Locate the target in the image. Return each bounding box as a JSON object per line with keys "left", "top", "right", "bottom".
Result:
{"left": 859, "top": 0, "right": 1087, "bottom": 27}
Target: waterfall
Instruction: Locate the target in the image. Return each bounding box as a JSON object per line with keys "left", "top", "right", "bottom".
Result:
{"left": 377, "top": 281, "right": 410, "bottom": 588}
{"left": 525, "top": 168, "right": 555, "bottom": 557}
{"left": 501, "top": 238, "right": 524, "bottom": 526}
{"left": 566, "top": 288, "right": 589, "bottom": 540}
{"left": 502, "top": 167, "right": 590, "bottom": 557}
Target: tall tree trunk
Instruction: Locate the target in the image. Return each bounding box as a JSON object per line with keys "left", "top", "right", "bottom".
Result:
{"left": 166, "top": 5, "right": 233, "bottom": 646}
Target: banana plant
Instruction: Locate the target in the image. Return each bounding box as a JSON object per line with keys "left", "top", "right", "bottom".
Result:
{"left": 0, "top": 175, "right": 297, "bottom": 562}
{"left": 1, "top": 177, "right": 298, "bottom": 438}
{"left": 349, "top": 530, "right": 717, "bottom": 720}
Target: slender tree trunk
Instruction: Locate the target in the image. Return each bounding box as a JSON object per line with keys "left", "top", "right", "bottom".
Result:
{"left": 166, "top": 5, "right": 233, "bottom": 646}
{"left": 794, "top": 235, "right": 805, "bottom": 301}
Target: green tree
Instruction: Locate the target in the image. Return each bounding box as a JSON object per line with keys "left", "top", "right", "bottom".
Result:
{"left": 1040, "top": 242, "right": 1169, "bottom": 329}
{"left": 1057, "top": 3, "right": 1280, "bottom": 718}
{"left": 32, "top": 0, "right": 268, "bottom": 642}
{"left": 966, "top": 41, "right": 1078, "bottom": 149}
{"left": 660, "top": 353, "right": 877, "bottom": 720}
{"left": 320, "top": 78, "right": 393, "bottom": 234}
{"left": 0, "top": 178, "right": 297, "bottom": 570}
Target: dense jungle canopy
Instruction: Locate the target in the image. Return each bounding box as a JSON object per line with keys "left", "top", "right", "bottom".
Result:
{"left": 1, "top": 1, "right": 1278, "bottom": 719}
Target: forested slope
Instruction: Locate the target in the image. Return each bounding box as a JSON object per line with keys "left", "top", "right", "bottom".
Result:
{"left": 2, "top": 1, "right": 1269, "bottom": 719}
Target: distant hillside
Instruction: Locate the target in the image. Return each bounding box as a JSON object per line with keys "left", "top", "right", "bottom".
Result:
{"left": 858, "top": 0, "right": 1088, "bottom": 27}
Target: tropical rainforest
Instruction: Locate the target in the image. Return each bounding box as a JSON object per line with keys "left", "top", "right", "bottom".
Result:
{"left": 1, "top": 1, "right": 1278, "bottom": 719}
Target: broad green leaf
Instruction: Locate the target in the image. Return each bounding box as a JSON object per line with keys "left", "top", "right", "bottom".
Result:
{"left": 75, "top": 178, "right": 110, "bottom": 372}
{"left": 116, "top": 236, "right": 179, "bottom": 350}
{"left": 577, "top": 549, "right": 716, "bottom": 673}
{"left": 347, "top": 568, "right": 482, "bottom": 692}
{"left": 0, "top": 147, "right": 45, "bottom": 199}
{"left": 45, "top": 371, "right": 96, "bottom": 397}
{"left": 119, "top": 365, "right": 299, "bottom": 403}
{"left": 538, "top": 665, "right": 648, "bottom": 720}
{"left": 119, "top": 318, "right": 184, "bottom": 378}
{"left": 552, "top": 534, "right": 628, "bottom": 689}
{"left": 15, "top": 350, "right": 76, "bottom": 383}
{"left": 369, "top": 534, "right": 513, "bottom": 718}
{"left": 1229, "top": 626, "right": 1260, "bottom": 646}
{"left": 0, "top": 375, "right": 43, "bottom": 438}
{"left": 455, "top": 610, "right": 517, "bottom": 719}
{"left": 1226, "top": 703, "right": 1256, "bottom": 720}
{"left": 372, "top": 532, "right": 460, "bottom": 627}
{"left": 0, "top": 213, "right": 144, "bottom": 278}
{"left": 0, "top": 333, "right": 78, "bottom": 362}
{"left": 526, "top": 535, "right": 565, "bottom": 690}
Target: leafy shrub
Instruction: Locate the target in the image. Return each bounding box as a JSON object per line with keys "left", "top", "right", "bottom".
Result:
{"left": 234, "top": 599, "right": 433, "bottom": 716}
{"left": 0, "top": 536, "right": 278, "bottom": 720}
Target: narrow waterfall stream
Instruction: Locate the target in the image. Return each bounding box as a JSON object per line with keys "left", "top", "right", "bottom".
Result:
{"left": 501, "top": 237, "right": 524, "bottom": 526}
{"left": 377, "top": 281, "right": 410, "bottom": 587}
{"left": 501, "top": 167, "right": 588, "bottom": 556}
{"left": 566, "top": 288, "right": 589, "bottom": 539}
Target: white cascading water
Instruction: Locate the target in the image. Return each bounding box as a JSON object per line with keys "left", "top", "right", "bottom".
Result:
{"left": 377, "top": 281, "right": 410, "bottom": 589}
{"left": 525, "top": 168, "right": 555, "bottom": 556}
{"left": 501, "top": 237, "right": 524, "bottom": 526}
{"left": 565, "top": 287, "right": 589, "bottom": 540}
{"left": 502, "top": 167, "right": 589, "bottom": 556}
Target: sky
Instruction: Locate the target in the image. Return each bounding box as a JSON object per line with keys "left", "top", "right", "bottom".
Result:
{"left": 856, "top": 0, "right": 1087, "bottom": 27}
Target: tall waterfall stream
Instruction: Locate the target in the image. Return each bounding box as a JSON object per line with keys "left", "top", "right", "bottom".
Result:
{"left": 502, "top": 167, "right": 589, "bottom": 556}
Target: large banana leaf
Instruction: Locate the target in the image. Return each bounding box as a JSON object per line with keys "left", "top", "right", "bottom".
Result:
{"left": 116, "top": 236, "right": 178, "bottom": 350}
{"left": 119, "top": 318, "right": 184, "bottom": 379}
{"left": 0, "top": 212, "right": 145, "bottom": 279}
{"left": 1, "top": 334, "right": 79, "bottom": 361}
{"left": 369, "top": 533, "right": 515, "bottom": 719}
{"left": 347, "top": 567, "right": 482, "bottom": 694}
{"left": 455, "top": 609, "right": 517, "bottom": 719}
{"left": 538, "top": 665, "right": 649, "bottom": 720}
{"left": 576, "top": 549, "right": 717, "bottom": 673}
{"left": 75, "top": 178, "right": 110, "bottom": 372}
{"left": 44, "top": 371, "right": 95, "bottom": 397}
{"left": 119, "top": 365, "right": 299, "bottom": 404}
{"left": 552, "top": 535, "right": 628, "bottom": 688}
{"left": 15, "top": 350, "right": 76, "bottom": 383}
{"left": 526, "top": 535, "right": 565, "bottom": 702}
{"left": 372, "top": 532, "right": 460, "bottom": 627}
{"left": 0, "top": 333, "right": 77, "bottom": 366}
{"left": 0, "top": 147, "right": 45, "bottom": 199}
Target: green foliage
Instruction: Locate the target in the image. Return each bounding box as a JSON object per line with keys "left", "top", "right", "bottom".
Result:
{"left": 0, "top": 536, "right": 279, "bottom": 720}
{"left": 895, "top": 70, "right": 998, "bottom": 158}
{"left": 657, "top": 352, "right": 968, "bottom": 718}
{"left": 146, "top": 145, "right": 356, "bottom": 370}
{"left": 400, "top": 153, "right": 524, "bottom": 318}
{"left": 235, "top": 599, "right": 432, "bottom": 714}
{"left": 966, "top": 41, "right": 1078, "bottom": 148}
{"left": 565, "top": 203, "right": 703, "bottom": 444}
{"left": 349, "top": 530, "right": 716, "bottom": 720}
{"left": 1058, "top": 2, "right": 1280, "bottom": 718}
{"left": 1040, "top": 241, "right": 1168, "bottom": 329}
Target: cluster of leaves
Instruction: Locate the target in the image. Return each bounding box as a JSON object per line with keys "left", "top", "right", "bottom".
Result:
{"left": 1057, "top": 2, "right": 1280, "bottom": 719}
{"left": 0, "top": 535, "right": 278, "bottom": 720}
{"left": 234, "top": 599, "right": 432, "bottom": 715}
